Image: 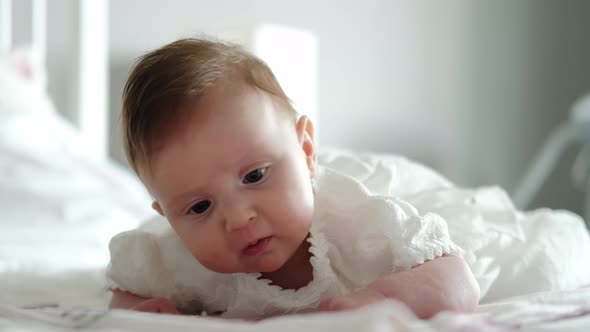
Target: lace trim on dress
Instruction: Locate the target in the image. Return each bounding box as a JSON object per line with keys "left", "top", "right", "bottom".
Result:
{"left": 229, "top": 219, "right": 338, "bottom": 317}
{"left": 392, "top": 213, "right": 464, "bottom": 272}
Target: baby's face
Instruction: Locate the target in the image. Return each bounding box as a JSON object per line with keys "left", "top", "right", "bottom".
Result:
{"left": 142, "top": 84, "right": 316, "bottom": 274}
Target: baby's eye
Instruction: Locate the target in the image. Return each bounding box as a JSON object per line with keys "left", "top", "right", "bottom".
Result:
{"left": 243, "top": 167, "right": 268, "bottom": 184}
{"left": 190, "top": 200, "right": 211, "bottom": 214}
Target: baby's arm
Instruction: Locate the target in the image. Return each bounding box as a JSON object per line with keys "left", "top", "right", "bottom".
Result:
{"left": 109, "top": 289, "right": 179, "bottom": 314}
{"left": 318, "top": 255, "right": 479, "bottom": 319}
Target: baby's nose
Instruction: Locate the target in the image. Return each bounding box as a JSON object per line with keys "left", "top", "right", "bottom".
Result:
{"left": 224, "top": 202, "right": 256, "bottom": 232}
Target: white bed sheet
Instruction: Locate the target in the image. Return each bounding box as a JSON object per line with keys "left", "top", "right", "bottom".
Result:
{"left": 1, "top": 286, "right": 590, "bottom": 332}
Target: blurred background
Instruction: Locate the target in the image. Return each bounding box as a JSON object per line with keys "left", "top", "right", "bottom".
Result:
{"left": 10, "top": 0, "right": 590, "bottom": 217}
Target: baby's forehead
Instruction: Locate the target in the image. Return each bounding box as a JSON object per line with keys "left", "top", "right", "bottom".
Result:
{"left": 180, "top": 88, "right": 295, "bottom": 130}
{"left": 139, "top": 84, "right": 296, "bottom": 169}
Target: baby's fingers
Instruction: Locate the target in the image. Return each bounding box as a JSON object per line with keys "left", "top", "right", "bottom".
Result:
{"left": 317, "top": 289, "right": 386, "bottom": 313}
{"left": 316, "top": 296, "right": 359, "bottom": 312}
{"left": 132, "top": 298, "right": 180, "bottom": 314}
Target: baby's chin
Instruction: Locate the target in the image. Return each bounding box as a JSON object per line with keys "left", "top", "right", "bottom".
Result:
{"left": 200, "top": 257, "right": 287, "bottom": 275}
{"left": 242, "top": 258, "right": 288, "bottom": 274}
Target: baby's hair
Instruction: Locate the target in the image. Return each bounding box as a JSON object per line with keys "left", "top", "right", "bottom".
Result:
{"left": 121, "top": 37, "right": 296, "bottom": 175}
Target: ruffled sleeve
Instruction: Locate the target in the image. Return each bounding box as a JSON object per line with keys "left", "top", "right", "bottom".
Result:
{"left": 380, "top": 198, "right": 463, "bottom": 270}
{"left": 313, "top": 167, "right": 463, "bottom": 289}
{"left": 105, "top": 219, "right": 177, "bottom": 299}
{"left": 105, "top": 216, "right": 235, "bottom": 314}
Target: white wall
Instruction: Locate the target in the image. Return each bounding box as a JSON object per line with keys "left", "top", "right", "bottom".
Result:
{"left": 39, "top": 0, "right": 590, "bottom": 215}
{"left": 457, "top": 1, "right": 590, "bottom": 213}
{"left": 107, "top": 0, "right": 467, "bottom": 178}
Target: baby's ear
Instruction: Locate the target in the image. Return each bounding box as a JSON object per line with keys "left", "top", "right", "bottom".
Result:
{"left": 296, "top": 115, "right": 318, "bottom": 178}
{"left": 151, "top": 201, "right": 165, "bottom": 216}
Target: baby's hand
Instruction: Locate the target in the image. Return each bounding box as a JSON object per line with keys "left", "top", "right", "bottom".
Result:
{"left": 316, "top": 288, "right": 386, "bottom": 312}
{"left": 131, "top": 297, "right": 180, "bottom": 314}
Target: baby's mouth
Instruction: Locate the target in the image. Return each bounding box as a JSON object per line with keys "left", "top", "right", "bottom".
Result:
{"left": 242, "top": 236, "right": 272, "bottom": 256}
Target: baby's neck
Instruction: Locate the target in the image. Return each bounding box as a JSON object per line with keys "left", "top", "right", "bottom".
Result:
{"left": 259, "top": 236, "right": 313, "bottom": 290}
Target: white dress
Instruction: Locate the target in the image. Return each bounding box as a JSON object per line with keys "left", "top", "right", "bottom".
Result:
{"left": 314, "top": 151, "right": 590, "bottom": 303}
{"left": 106, "top": 165, "right": 462, "bottom": 318}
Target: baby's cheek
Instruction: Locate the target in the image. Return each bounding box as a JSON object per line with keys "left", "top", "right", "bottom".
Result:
{"left": 193, "top": 242, "right": 234, "bottom": 273}
{"left": 280, "top": 173, "right": 314, "bottom": 224}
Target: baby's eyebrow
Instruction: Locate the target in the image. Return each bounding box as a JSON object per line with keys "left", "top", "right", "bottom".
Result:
{"left": 237, "top": 144, "right": 278, "bottom": 167}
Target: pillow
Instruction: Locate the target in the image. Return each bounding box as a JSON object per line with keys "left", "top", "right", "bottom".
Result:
{"left": 0, "top": 48, "right": 154, "bottom": 273}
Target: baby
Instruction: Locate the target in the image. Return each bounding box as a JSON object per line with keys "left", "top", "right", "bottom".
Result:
{"left": 107, "top": 38, "right": 480, "bottom": 319}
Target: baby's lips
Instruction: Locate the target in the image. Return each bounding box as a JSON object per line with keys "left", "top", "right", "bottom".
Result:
{"left": 242, "top": 236, "right": 272, "bottom": 256}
